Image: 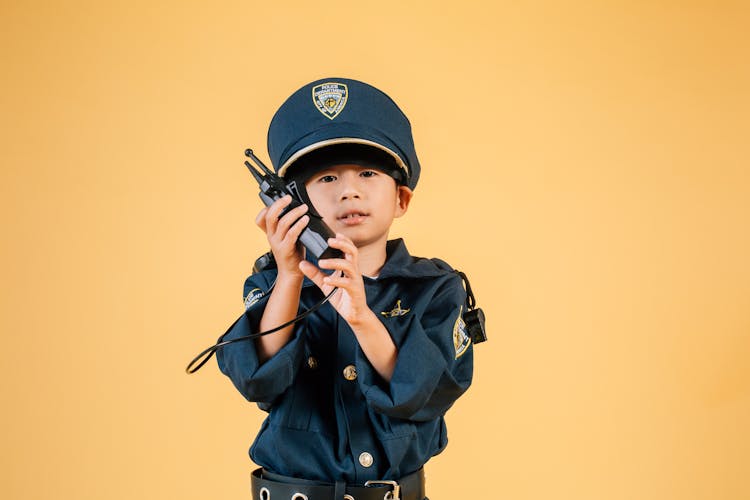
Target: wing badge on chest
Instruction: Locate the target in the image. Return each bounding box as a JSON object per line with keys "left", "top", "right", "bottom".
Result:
{"left": 381, "top": 299, "right": 410, "bottom": 318}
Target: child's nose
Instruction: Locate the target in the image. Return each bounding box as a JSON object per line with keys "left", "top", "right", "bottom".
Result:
{"left": 339, "top": 174, "right": 362, "bottom": 200}
{"left": 340, "top": 188, "right": 361, "bottom": 200}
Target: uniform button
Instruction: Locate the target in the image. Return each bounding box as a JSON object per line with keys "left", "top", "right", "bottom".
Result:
{"left": 342, "top": 364, "right": 357, "bottom": 381}
{"left": 358, "top": 451, "right": 373, "bottom": 468}
{"left": 307, "top": 356, "right": 318, "bottom": 369}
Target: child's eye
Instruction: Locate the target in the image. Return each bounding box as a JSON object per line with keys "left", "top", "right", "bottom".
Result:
{"left": 318, "top": 175, "right": 337, "bottom": 183}
{"left": 360, "top": 170, "right": 378, "bottom": 178}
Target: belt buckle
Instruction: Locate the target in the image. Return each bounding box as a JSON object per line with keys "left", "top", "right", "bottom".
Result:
{"left": 364, "top": 479, "right": 400, "bottom": 500}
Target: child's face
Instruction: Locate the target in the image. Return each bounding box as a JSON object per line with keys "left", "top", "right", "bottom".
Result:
{"left": 304, "top": 164, "right": 412, "bottom": 249}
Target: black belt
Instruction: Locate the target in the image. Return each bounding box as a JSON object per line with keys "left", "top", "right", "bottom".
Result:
{"left": 250, "top": 467, "right": 425, "bottom": 500}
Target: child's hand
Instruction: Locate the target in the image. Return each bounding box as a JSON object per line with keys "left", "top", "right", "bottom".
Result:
{"left": 255, "top": 195, "right": 309, "bottom": 279}
{"left": 299, "top": 234, "right": 370, "bottom": 327}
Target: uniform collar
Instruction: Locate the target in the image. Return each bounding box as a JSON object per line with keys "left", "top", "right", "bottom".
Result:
{"left": 376, "top": 239, "right": 453, "bottom": 280}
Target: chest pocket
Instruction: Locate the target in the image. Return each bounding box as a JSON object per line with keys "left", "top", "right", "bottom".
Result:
{"left": 276, "top": 326, "right": 336, "bottom": 434}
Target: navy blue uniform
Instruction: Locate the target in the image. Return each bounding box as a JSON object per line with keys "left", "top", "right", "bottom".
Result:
{"left": 217, "top": 239, "right": 473, "bottom": 484}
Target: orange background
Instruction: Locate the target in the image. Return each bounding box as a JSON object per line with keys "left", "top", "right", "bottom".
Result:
{"left": 2, "top": 1, "right": 749, "bottom": 499}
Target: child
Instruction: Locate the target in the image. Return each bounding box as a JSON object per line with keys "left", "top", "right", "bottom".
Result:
{"left": 217, "top": 78, "right": 474, "bottom": 500}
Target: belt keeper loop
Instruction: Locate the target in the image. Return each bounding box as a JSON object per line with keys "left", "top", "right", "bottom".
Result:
{"left": 364, "top": 480, "right": 400, "bottom": 500}
{"left": 334, "top": 480, "right": 345, "bottom": 500}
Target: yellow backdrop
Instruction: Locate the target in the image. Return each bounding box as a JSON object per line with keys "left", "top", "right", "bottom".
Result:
{"left": 2, "top": 1, "right": 748, "bottom": 499}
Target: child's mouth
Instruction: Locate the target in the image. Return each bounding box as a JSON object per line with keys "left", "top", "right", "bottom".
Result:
{"left": 338, "top": 211, "right": 369, "bottom": 225}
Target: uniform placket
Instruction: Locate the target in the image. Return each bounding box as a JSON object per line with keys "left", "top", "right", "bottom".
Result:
{"left": 335, "top": 312, "right": 382, "bottom": 483}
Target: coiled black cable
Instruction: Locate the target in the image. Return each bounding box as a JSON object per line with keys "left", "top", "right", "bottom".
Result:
{"left": 185, "top": 285, "right": 338, "bottom": 374}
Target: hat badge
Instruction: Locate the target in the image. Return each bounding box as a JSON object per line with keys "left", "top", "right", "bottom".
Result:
{"left": 312, "top": 82, "right": 348, "bottom": 120}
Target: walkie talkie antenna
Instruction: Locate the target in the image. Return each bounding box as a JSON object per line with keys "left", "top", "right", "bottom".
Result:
{"left": 244, "top": 161, "right": 264, "bottom": 184}
{"left": 245, "top": 149, "right": 274, "bottom": 175}
{"left": 243, "top": 149, "right": 267, "bottom": 185}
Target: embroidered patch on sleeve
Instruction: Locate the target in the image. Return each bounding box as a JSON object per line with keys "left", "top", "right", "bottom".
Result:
{"left": 244, "top": 287, "right": 264, "bottom": 310}
{"left": 453, "top": 306, "right": 472, "bottom": 358}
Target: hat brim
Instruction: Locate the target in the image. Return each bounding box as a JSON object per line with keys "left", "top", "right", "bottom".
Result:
{"left": 276, "top": 126, "right": 410, "bottom": 181}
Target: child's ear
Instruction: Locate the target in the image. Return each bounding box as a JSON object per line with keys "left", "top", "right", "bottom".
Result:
{"left": 394, "top": 185, "right": 413, "bottom": 218}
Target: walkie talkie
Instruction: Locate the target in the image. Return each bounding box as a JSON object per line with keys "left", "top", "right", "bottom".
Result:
{"left": 244, "top": 148, "right": 342, "bottom": 261}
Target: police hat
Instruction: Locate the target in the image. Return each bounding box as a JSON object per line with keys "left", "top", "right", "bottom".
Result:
{"left": 267, "top": 78, "right": 421, "bottom": 190}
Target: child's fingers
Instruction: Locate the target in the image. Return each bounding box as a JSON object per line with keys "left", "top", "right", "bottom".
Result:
{"left": 327, "top": 235, "right": 359, "bottom": 266}
{"left": 299, "top": 262, "right": 349, "bottom": 294}
{"left": 328, "top": 234, "right": 357, "bottom": 255}
{"left": 317, "top": 257, "right": 357, "bottom": 278}
{"left": 322, "top": 272, "right": 353, "bottom": 289}
{"left": 255, "top": 207, "right": 268, "bottom": 230}
{"left": 264, "top": 195, "right": 294, "bottom": 233}
{"left": 284, "top": 214, "right": 310, "bottom": 244}
{"left": 275, "top": 203, "right": 308, "bottom": 237}
{"left": 299, "top": 260, "right": 329, "bottom": 290}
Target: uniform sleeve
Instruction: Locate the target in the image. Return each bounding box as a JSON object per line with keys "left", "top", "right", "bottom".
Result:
{"left": 356, "top": 274, "right": 474, "bottom": 422}
{"left": 215, "top": 272, "right": 307, "bottom": 406}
